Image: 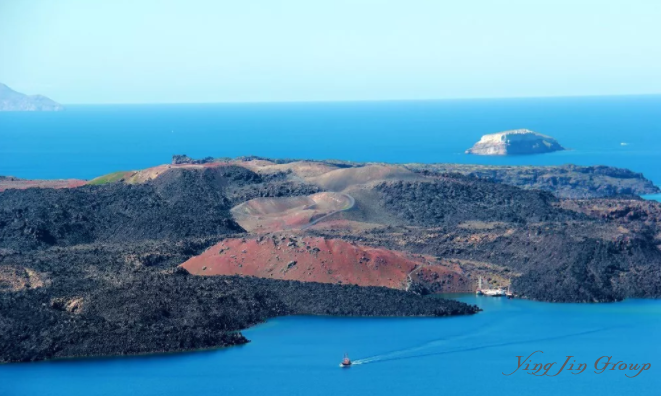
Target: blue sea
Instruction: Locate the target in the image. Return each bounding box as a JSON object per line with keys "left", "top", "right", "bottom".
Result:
{"left": 1, "top": 297, "right": 659, "bottom": 396}
{"left": 1, "top": 95, "right": 660, "bottom": 185}
{"left": 1, "top": 95, "right": 661, "bottom": 395}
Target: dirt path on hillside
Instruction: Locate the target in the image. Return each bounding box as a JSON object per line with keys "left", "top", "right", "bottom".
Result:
{"left": 300, "top": 193, "right": 355, "bottom": 230}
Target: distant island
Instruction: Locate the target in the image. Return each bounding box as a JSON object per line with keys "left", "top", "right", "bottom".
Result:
{"left": 466, "top": 129, "right": 565, "bottom": 155}
{"left": 0, "top": 83, "right": 64, "bottom": 111}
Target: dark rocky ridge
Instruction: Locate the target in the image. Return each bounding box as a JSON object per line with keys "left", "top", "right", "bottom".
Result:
{"left": 220, "top": 169, "right": 324, "bottom": 206}
{"left": 405, "top": 164, "right": 660, "bottom": 199}
{"left": 0, "top": 164, "right": 321, "bottom": 250}
{"left": 0, "top": 239, "right": 478, "bottom": 363}
{"left": 374, "top": 177, "right": 577, "bottom": 226}
{"left": 0, "top": 167, "right": 246, "bottom": 251}
{"left": 171, "top": 154, "right": 221, "bottom": 165}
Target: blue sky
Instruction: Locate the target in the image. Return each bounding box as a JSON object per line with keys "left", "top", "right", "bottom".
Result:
{"left": 1, "top": 0, "right": 659, "bottom": 103}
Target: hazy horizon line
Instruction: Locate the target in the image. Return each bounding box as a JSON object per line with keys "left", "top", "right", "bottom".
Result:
{"left": 59, "top": 92, "right": 661, "bottom": 106}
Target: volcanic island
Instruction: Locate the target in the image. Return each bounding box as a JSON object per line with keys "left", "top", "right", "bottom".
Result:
{"left": 1, "top": 154, "right": 661, "bottom": 363}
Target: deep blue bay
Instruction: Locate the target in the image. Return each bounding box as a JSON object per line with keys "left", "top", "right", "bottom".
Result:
{"left": 1, "top": 297, "right": 660, "bottom": 396}
{"left": 1, "top": 95, "right": 661, "bottom": 395}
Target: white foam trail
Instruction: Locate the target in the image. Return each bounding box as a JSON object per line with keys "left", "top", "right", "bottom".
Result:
{"left": 351, "top": 326, "right": 491, "bottom": 365}
{"left": 352, "top": 340, "right": 474, "bottom": 365}
{"left": 350, "top": 326, "right": 614, "bottom": 366}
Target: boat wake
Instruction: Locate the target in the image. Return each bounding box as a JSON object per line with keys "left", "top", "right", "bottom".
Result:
{"left": 351, "top": 326, "right": 493, "bottom": 365}
{"left": 350, "top": 326, "right": 620, "bottom": 366}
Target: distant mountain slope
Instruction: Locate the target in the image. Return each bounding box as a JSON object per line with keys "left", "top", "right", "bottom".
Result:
{"left": 0, "top": 83, "right": 63, "bottom": 111}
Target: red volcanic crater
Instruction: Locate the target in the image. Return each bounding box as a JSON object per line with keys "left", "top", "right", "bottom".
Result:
{"left": 180, "top": 236, "right": 470, "bottom": 292}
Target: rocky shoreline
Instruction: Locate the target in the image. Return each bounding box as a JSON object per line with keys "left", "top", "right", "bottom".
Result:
{"left": 1, "top": 264, "right": 478, "bottom": 363}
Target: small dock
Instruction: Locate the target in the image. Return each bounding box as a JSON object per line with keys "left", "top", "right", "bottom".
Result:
{"left": 476, "top": 277, "right": 514, "bottom": 298}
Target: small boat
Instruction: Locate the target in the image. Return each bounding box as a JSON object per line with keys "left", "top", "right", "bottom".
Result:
{"left": 476, "top": 276, "right": 484, "bottom": 295}
{"left": 482, "top": 288, "right": 505, "bottom": 297}
{"left": 340, "top": 353, "right": 352, "bottom": 368}
{"left": 505, "top": 283, "right": 514, "bottom": 299}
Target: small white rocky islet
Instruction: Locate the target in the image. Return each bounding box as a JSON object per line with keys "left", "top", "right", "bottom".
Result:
{"left": 466, "top": 129, "right": 565, "bottom": 155}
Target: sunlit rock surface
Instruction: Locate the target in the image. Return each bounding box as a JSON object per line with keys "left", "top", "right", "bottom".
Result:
{"left": 466, "top": 129, "right": 565, "bottom": 155}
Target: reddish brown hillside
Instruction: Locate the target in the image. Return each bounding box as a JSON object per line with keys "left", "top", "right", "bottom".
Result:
{"left": 180, "top": 236, "right": 470, "bottom": 292}
{"left": 0, "top": 177, "right": 86, "bottom": 192}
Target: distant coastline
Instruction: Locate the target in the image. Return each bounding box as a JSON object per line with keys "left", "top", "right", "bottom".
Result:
{"left": 0, "top": 83, "right": 63, "bottom": 111}
{"left": 25, "top": 92, "right": 661, "bottom": 106}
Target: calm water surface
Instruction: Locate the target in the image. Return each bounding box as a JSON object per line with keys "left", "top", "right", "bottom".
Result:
{"left": 1, "top": 96, "right": 660, "bottom": 185}
{"left": 1, "top": 297, "right": 659, "bottom": 396}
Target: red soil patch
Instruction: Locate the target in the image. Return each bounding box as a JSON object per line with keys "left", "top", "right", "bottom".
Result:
{"left": 0, "top": 177, "right": 86, "bottom": 192}
{"left": 180, "top": 236, "right": 468, "bottom": 292}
